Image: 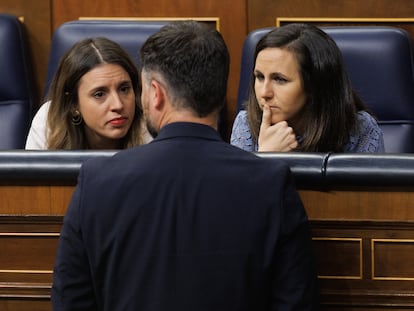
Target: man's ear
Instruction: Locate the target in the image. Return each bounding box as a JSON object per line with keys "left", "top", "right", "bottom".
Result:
{"left": 151, "top": 79, "right": 165, "bottom": 110}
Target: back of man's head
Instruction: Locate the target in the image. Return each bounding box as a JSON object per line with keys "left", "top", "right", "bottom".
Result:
{"left": 140, "top": 20, "right": 230, "bottom": 117}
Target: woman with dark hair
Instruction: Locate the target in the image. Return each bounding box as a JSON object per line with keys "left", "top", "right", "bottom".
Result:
{"left": 231, "top": 23, "right": 384, "bottom": 152}
{"left": 25, "top": 37, "right": 152, "bottom": 149}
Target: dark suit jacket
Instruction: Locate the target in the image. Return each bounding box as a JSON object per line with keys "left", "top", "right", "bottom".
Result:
{"left": 52, "top": 122, "right": 319, "bottom": 311}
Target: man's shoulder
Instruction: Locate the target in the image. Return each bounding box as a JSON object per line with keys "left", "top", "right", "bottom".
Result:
{"left": 79, "top": 148, "right": 141, "bottom": 175}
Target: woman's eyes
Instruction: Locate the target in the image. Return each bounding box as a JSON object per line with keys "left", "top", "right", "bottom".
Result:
{"left": 255, "top": 73, "right": 288, "bottom": 84}
{"left": 120, "top": 85, "right": 132, "bottom": 93}
{"left": 275, "top": 76, "right": 287, "bottom": 84}
{"left": 92, "top": 85, "right": 132, "bottom": 99}
{"left": 254, "top": 73, "right": 264, "bottom": 81}
{"left": 93, "top": 91, "right": 105, "bottom": 99}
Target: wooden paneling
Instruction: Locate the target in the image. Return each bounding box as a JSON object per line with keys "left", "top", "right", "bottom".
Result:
{"left": 2, "top": 187, "right": 414, "bottom": 310}
{"left": 248, "top": 0, "right": 414, "bottom": 31}
{"left": 0, "top": 216, "right": 61, "bottom": 311}
{"left": 312, "top": 220, "right": 414, "bottom": 309}
{"left": 51, "top": 0, "right": 247, "bottom": 140}
{"left": 0, "top": 0, "right": 52, "bottom": 110}
{"left": 305, "top": 189, "right": 414, "bottom": 308}
{"left": 301, "top": 190, "right": 414, "bottom": 221}
{"left": 0, "top": 299, "right": 51, "bottom": 311}
{"left": 372, "top": 239, "right": 414, "bottom": 280}
{"left": 314, "top": 238, "right": 362, "bottom": 279}
{"left": 2, "top": 1, "right": 414, "bottom": 309}
{"left": 0, "top": 186, "right": 74, "bottom": 215}
{"left": 0, "top": 234, "right": 58, "bottom": 271}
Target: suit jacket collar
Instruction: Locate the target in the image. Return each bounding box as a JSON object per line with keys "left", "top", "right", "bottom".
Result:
{"left": 154, "top": 122, "right": 222, "bottom": 142}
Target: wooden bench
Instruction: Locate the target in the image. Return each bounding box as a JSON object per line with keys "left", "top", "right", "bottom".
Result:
{"left": 1, "top": 151, "right": 414, "bottom": 310}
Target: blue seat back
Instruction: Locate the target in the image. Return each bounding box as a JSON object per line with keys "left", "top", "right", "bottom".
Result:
{"left": 0, "top": 14, "right": 36, "bottom": 149}
{"left": 45, "top": 19, "right": 228, "bottom": 139}
{"left": 44, "top": 20, "right": 168, "bottom": 95}
{"left": 237, "top": 26, "right": 414, "bottom": 153}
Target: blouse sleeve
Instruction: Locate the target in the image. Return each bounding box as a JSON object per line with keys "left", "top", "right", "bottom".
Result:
{"left": 345, "top": 111, "right": 385, "bottom": 153}
{"left": 230, "top": 110, "right": 257, "bottom": 152}
{"left": 25, "top": 101, "right": 51, "bottom": 150}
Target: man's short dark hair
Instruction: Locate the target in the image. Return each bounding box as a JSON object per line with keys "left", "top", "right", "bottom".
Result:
{"left": 140, "top": 20, "right": 230, "bottom": 117}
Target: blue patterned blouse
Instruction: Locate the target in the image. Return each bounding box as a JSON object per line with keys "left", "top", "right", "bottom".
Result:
{"left": 230, "top": 110, "right": 385, "bottom": 153}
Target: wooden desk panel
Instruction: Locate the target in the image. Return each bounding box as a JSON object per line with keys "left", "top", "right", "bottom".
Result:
{"left": 301, "top": 190, "right": 414, "bottom": 221}
{"left": 0, "top": 186, "right": 74, "bottom": 215}
{"left": 2, "top": 186, "right": 414, "bottom": 310}
{"left": 0, "top": 215, "right": 62, "bottom": 310}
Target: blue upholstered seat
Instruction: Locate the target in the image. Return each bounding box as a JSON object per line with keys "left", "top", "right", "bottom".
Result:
{"left": 45, "top": 19, "right": 228, "bottom": 139}
{"left": 237, "top": 26, "right": 414, "bottom": 153}
{"left": 0, "top": 13, "right": 36, "bottom": 149}
{"left": 44, "top": 20, "right": 168, "bottom": 95}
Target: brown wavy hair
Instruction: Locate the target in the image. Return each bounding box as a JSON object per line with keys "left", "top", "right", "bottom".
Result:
{"left": 246, "top": 23, "right": 371, "bottom": 152}
{"left": 45, "top": 37, "right": 144, "bottom": 149}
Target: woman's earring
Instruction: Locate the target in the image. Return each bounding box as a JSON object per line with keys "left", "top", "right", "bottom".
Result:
{"left": 71, "top": 109, "right": 83, "bottom": 126}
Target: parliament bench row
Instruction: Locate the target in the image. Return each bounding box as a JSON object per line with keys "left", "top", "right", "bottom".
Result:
{"left": 1, "top": 150, "right": 414, "bottom": 310}
{"left": 2, "top": 13, "right": 414, "bottom": 151}
{"left": 0, "top": 150, "right": 414, "bottom": 310}
{"left": 1, "top": 150, "right": 413, "bottom": 187}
